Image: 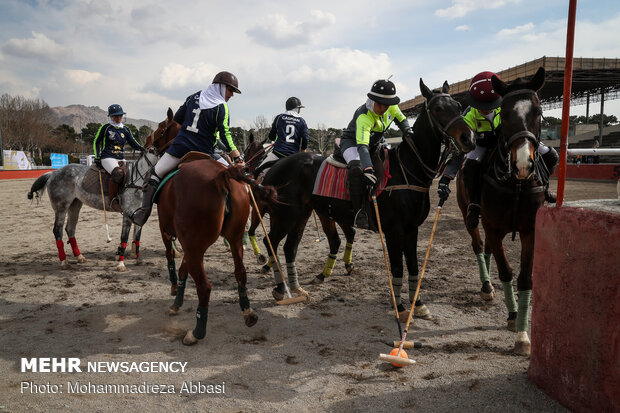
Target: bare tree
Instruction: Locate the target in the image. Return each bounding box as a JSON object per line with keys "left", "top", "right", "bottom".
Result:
{"left": 310, "top": 123, "right": 333, "bottom": 155}
{"left": 252, "top": 115, "right": 270, "bottom": 142}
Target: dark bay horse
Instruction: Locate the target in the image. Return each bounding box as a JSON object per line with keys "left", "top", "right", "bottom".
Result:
{"left": 258, "top": 79, "right": 475, "bottom": 318}
{"left": 27, "top": 150, "right": 159, "bottom": 270}
{"left": 156, "top": 160, "right": 277, "bottom": 345}
{"left": 456, "top": 67, "right": 547, "bottom": 356}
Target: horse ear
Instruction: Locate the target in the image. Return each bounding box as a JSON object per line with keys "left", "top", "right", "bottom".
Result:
{"left": 491, "top": 75, "right": 508, "bottom": 97}
{"left": 167, "top": 107, "right": 174, "bottom": 121}
{"left": 442, "top": 81, "right": 450, "bottom": 94}
{"left": 529, "top": 67, "right": 545, "bottom": 92}
{"left": 419, "top": 78, "right": 433, "bottom": 99}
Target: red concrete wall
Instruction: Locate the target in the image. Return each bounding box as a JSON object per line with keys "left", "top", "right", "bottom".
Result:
{"left": 529, "top": 206, "right": 620, "bottom": 413}
{"left": 551, "top": 164, "right": 620, "bottom": 181}
{"left": 0, "top": 169, "right": 53, "bottom": 180}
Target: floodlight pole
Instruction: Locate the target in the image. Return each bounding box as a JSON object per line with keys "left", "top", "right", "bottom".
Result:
{"left": 556, "top": 0, "right": 578, "bottom": 207}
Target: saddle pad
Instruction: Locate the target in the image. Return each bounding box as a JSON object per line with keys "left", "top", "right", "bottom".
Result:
{"left": 153, "top": 169, "right": 179, "bottom": 204}
{"left": 312, "top": 152, "right": 391, "bottom": 201}
{"left": 82, "top": 167, "right": 109, "bottom": 195}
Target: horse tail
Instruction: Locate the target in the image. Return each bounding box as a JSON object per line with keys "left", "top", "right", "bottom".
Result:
{"left": 27, "top": 172, "right": 52, "bottom": 201}
{"left": 223, "top": 165, "right": 279, "bottom": 209}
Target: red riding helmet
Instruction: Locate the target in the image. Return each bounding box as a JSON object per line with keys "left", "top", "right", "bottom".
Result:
{"left": 212, "top": 71, "right": 241, "bottom": 94}
{"left": 465, "top": 71, "right": 502, "bottom": 111}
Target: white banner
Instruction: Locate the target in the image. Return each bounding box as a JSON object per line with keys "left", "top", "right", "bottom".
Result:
{"left": 3, "top": 150, "right": 34, "bottom": 170}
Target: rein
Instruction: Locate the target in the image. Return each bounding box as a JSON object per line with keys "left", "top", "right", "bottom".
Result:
{"left": 245, "top": 143, "right": 274, "bottom": 165}
{"left": 124, "top": 151, "right": 157, "bottom": 190}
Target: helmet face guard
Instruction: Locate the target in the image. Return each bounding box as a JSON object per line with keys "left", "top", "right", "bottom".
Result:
{"left": 108, "top": 104, "right": 125, "bottom": 117}
{"left": 212, "top": 71, "right": 241, "bottom": 94}
{"left": 466, "top": 71, "right": 502, "bottom": 110}
{"left": 367, "top": 79, "right": 400, "bottom": 106}
{"left": 285, "top": 97, "right": 304, "bottom": 111}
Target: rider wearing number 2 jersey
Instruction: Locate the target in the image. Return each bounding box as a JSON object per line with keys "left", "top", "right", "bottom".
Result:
{"left": 129, "top": 71, "right": 242, "bottom": 226}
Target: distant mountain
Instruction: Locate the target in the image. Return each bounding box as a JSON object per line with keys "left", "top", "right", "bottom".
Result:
{"left": 49, "top": 104, "right": 158, "bottom": 132}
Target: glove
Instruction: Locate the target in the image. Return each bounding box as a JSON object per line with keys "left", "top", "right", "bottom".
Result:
{"left": 233, "top": 156, "right": 244, "bottom": 166}
{"left": 437, "top": 176, "right": 451, "bottom": 201}
{"left": 95, "top": 158, "right": 102, "bottom": 168}
{"left": 362, "top": 167, "right": 377, "bottom": 188}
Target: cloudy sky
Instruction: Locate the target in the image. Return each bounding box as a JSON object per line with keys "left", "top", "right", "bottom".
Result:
{"left": 1, "top": 0, "right": 619, "bottom": 130}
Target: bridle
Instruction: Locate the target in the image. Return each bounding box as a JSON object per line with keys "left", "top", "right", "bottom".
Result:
{"left": 394, "top": 93, "right": 462, "bottom": 189}
{"left": 124, "top": 150, "right": 158, "bottom": 191}
{"left": 149, "top": 120, "right": 176, "bottom": 155}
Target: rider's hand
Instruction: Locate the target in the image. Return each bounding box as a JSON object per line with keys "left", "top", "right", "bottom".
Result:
{"left": 362, "top": 167, "right": 377, "bottom": 188}
{"left": 437, "top": 176, "right": 451, "bottom": 201}
{"left": 233, "top": 155, "right": 245, "bottom": 166}
{"left": 95, "top": 158, "right": 102, "bottom": 168}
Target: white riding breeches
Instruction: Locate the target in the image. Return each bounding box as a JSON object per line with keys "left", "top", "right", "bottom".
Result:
{"left": 343, "top": 147, "right": 360, "bottom": 164}
{"left": 101, "top": 158, "right": 121, "bottom": 174}
{"left": 153, "top": 153, "right": 180, "bottom": 181}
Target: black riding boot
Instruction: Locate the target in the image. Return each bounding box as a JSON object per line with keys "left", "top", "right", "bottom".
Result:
{"left": 462, "top": 159, "right": 482, "bottom": 230}
{"left": 108, "top": 167, "right": 124, "bottom": 213}
{"left": 129, "top": 178, "right": 158, "bottom": 226}
{"left": 348, "top": 161, "right": 370, "bottom": 229}
{"left": 541, "top": 147, "right": 559, "bottom": 203}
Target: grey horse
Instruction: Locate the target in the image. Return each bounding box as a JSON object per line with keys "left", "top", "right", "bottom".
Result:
{"left": 27, "top": 151, "right": 159, "bottom": 270}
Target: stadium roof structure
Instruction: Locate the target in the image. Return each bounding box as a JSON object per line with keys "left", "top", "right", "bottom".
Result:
{"left": 400, "top": 56, "right": 620, "bottom": 117}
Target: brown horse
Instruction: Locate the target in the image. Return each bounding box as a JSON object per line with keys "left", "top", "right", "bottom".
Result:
{"left": 145, "top": 107, "right": 180, "bottom": 155}
{"left": 158, "top": 160, "right": 277, "bottom": 345}
{"left": 456, "top": 67, "right": 547, "bottom": 356}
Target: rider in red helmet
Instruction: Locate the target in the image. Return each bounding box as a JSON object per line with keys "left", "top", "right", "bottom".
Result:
{"left": 129, "top": 71, "right": 243, "bottom": 226}
{"left": 437, "top": 71, "right": 558, "bottom": 230}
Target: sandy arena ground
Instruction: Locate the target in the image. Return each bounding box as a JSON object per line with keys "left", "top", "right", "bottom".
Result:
{"left": 0, "top": 177, "right": 617, "bottom": 412}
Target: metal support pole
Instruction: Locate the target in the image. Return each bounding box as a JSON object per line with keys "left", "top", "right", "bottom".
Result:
{"left": 0, "top": 128, "right": 3, "bottom": 167}
{"left": 585, "top": 92, "right": 590, "bottom": 124}
{"left": 599, "top": 89, "right": 605, "bottom": 146}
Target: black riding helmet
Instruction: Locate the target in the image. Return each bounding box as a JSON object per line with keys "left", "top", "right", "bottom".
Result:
{"left": 285, "top": 97, "right": 305, "bottom": 111}
{"left": 367, "top": 79, "right": 400, "bottom": 105}
{"left": 108, "top": 104, "right": 125, "bottom": 117}
{"left": 212, "top": 71, "right": 241, "bottom": 94}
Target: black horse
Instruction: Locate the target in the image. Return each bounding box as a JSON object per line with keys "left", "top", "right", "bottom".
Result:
{"left": 258, "top": 79, "right": 475, "bottom": 317}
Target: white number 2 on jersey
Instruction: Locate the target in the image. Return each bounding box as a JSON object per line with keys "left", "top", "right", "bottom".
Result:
{"left": 285, "top": 124, "right": 295, "bottom": 143}
{"left": 187, "top": 108, "right": 201, "bottom": 133}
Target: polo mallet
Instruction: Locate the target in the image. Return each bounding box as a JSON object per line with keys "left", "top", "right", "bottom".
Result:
{"left": 312, "top": 210, "right": 325, "bottom": 242}
{"left": 371, "top": 195, "right": 417, "bottom": 351}
{"left": 98, "top": 170, "right": 112, "bottom": 243}
{"left": 379, "top": 198, "right": 445, "bottom": 367}
{"left": 246, "top": 184, "right": 308, "bottom": 305}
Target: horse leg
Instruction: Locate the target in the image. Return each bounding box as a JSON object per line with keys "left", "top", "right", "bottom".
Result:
{"left": 384, "top": 230, "right": 407, "bottom": 322}
{"left": 310, "top": 215, "right": 341, "bottom": 284}
{"left": 513, "top": 229, "right": 536, "bottom": 356}
{"left": 130, "top": 224, "right": 143, "bottom": 262}
{"left": 403, "top": 227, "right": 432, "bottom": 320}
{"left": 168, "top": 257, "right": 187, "bottom": 315}
{"left": 228, "top": 235, "right": 258, "bottom": 327}
{"left": 248, "top": 207, "right": 267, "bottom": 265}
{"left": 182, "top": 253, "right": 211, "bottom": 345}
{"left": 263, "top": 225, "right": 289, "bottom": 301}
{"left": 65, "top": 200, "right": 86, "bottom": 264}
{"left": 282, "top": 219, "right": 310, "bottom": 301}
{"left": 486, "top": 231, "right": 518, "bottom": 334}
{"left": 53, "top": 209, "right": 70, "bottom": 269}
{"left": 162, "top": 232, "right": 179, "bottom": 298}
{"left": 114, "top": 216, "right": 131, "bottom": 272}
{"left": 340, "top": 222, "right": 356, "bottom": 275}
{"left": 469, "top": 226, "right": 495, "bottom": 300}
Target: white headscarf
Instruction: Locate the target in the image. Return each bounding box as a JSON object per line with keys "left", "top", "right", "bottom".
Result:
{"left": 110, "top": 118, "right": 124, "bottom": 128}
{"left": 199, "top": 83, "right": 227, "bottom": 109}
{"left": 365, "top": 98, "right": 377, "bottom": 114}
{"left": 285, "top": 109, "right": 301, "bottom": 117}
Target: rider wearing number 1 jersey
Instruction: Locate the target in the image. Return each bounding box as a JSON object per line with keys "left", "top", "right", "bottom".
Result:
{"left": 129, "top": 71, "right": 242, "bottom": 226}
{"left": 254, "top": 97, "right": 309, "bottom": 178}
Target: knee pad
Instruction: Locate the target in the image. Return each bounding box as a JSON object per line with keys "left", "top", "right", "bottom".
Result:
{"left": 111, "top": 167, "right": 125, "bottom": 184}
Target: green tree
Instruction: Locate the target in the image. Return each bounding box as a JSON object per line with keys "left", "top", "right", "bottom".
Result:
{"left": 138, "top": 125, "right": 154, "bottom": 144}
{"left": 81, "top": 122, "right": 102, "bottom": 144}
{"left": 589, "top": 114, "right": 618, "bottom": 126}
{"left": 52, "top": 124, "right": 79, "bottom": 142}
{"left": 125, "top": 123, "right": 139, "bottom": 140}
{"left": 542, "top": 116, "right": 562, "bottom": 127}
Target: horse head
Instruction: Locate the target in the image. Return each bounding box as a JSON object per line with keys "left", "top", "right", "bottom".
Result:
{"left": 419, "top": 78, "right": 475, "bottom": 153}
{"left": 243, "top": 132, "right": 270, "bottom": 174}
{"left": 146, "top": 107, "right": 180, "bottom": 155}
{"left": 492, "top": 67, "right": 545, "bottom": 180}
{"left": 120, "top": 150, "right": 160, "bottom": 214}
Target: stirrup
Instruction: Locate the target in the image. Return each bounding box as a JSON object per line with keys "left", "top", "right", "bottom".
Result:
{"left": 354, "top": 210, "right": 370, "bottom": 229}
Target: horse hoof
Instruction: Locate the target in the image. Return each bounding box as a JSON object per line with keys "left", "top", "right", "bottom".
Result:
{"left": 308, "top": 274, "right": 325, "bottom": 285}
{"left": 134, "top": 258, "right": 144, "bottom": 266}
{"left": 507, "top": 319, "right": 517, "bottom": 332}
{"left": 480, "top": 282, "right": 495, "bottom": 301}
{"left": 116, "top": 262, "right": 127, "bottom": 272}
{"left": 170, "top": 284, "right": 178, "bottom": 296}
{"left": 398, "top": 310, "right": 410, "bottom": 323}
{"left": 76, "top": 254, "right": 86, "bottom": 263}
{"left": 345, "top": 263, "right": 354, "bottom": 275}
{"left": 514, "top": 331, "right": 531, "bottom": 356}
{"left": 130, "top": 252, "right": 138, "bottom": 259}
{"left": 243, "top": 309, "right": 258, "bottom": 327}
{"left": 257, "top": 254, "right": 267, "bottom": 265}
{"left": 272, "top": 288, "right": 285, "bottom": 301}
{"left": 261, "top": 264, "right": 271, "bottom": 274}
{"left": 182, "top": 330, "right": 198, "bottom": 346}
{"left": 60, "top": 260, "right": 71, "bottom": 270}
{"left": 414, "top": 304, "right": 432, "bottom": 320}
{"left": 292, "top": 287, "right": 311, "bottom": 303}
{"left": 168, "top": 305, "right": 180, "bottom": 316}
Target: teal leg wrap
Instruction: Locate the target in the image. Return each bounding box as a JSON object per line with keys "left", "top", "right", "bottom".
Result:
{"left": 392, "top": 275, "right": 403, "bottom": 305}
{"left": 502, "top": 281, "right": 518, "bottom": 313}
{"left": 476, "top": 253, "right": 491, "bottom": 284}
{"left": 192, "top": 306, "right": 209, "bottom": 340}
{"left": 286, "top": 262, "right": 300, "bottom": 290}
{"left": 242, "top": 230, "right": 249, "bottom": 246}
{"left": 516, "top": 290, "right": 532, "bottom": 332}
{"left": 173, "top": 278, "right": 186, "bottom": 309}
{"left": 484, "top": 252, "right": 492, "bottom": 275}
{"left": 408, "top": 276, "right": 419, "bottom": 304}
{"left": 271, "top": 257, "right": 283, "bottom": 284}
{"left": 238, "top": 286, "right": 250, "bottom": 311}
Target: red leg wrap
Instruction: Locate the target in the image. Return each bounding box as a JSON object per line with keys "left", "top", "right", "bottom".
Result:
{"left": 133, "top": 240, "right": 140, "bottom": 258}
{"left": 56, "top": 240, "right": 66, "bottom": 261}
{"left": 68, "top": 237, "right": 81, "bottom": 257}
{"left": 119, "top": 242, "right": 127, "bottom": 261}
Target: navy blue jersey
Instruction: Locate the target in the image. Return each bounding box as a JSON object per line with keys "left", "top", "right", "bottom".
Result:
{"left": 93, "top": 123, "right": 143, "bottom": 160}
{"left": 167, "top": 91, "right": 237, "bottom": 158}
{"left": 268, "top": 113, "right": 309, "bottom": 157}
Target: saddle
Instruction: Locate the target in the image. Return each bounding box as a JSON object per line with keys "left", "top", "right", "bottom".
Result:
{"left": 82, "top": 162, "right": 127, "bottom": 197}
{"left": 152, "top": 151, "right": 213, "bottom": 203}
